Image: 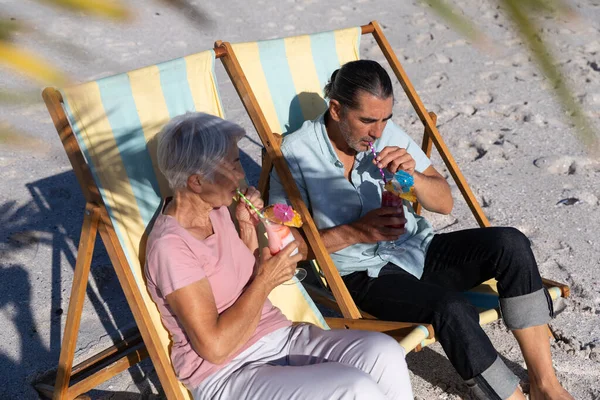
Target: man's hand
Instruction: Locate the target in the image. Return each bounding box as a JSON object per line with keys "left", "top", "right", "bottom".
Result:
{"left": 374, "top": 146, "right": 416, "bottom": 175}
{"left": 350, "top": 207, "right": 406, "bottom": 244}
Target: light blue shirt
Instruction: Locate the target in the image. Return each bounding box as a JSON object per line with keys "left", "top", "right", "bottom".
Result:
{"left": 269, "top": 113, "right": 434, "bottom": 278}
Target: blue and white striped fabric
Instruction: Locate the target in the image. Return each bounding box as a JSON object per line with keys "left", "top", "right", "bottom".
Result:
{"left": 60, "top": 49, "right": 329, "bottom": 398}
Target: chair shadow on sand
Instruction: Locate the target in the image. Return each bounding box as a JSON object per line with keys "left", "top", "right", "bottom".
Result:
{"left": 0, "top": 148, "right": 261, "bottom": 399}
{"left": 0, "top": 170, "right": 162, "bottom": 398}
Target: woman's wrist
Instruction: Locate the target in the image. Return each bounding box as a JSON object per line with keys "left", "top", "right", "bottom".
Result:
{"left": 238, "top": 220, "right": 258, "bottom": 232}
{"left": 249, "top": 272, "right": 270, "bottom": 298}
{"left": 239, "top": 222, "right": 259, "bottom": 252}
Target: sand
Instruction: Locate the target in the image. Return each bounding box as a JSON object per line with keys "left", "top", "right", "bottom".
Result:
{"left": 0, "top": 0, "right": 599, "bottom": 398}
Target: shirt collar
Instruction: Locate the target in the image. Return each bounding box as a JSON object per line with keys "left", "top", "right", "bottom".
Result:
{"left": 315, "top": 111, "right": 339, "bottom": 166}
{"left": 315, "top": 111, "right": 369, "bottom": 167}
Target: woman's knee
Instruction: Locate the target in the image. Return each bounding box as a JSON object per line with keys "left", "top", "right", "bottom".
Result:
{"left": 339, "top": 369, "right": 386, "bottom": 399}
{"left": 359, "top": 333, "right": 413, "bottom": 398}
{"left": 352, "top": 332, "right": 408, "bottom": 373}
{"left": 363, "top": 331, "right": 406, "bottom": 359}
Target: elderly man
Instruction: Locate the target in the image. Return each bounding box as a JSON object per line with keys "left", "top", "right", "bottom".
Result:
{"left": 269, "top": 59, "right": 573, "bottom": 400}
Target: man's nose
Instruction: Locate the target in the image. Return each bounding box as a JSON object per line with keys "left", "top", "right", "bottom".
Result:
{"left": 370, "top": 121, "right": 386, "bottom": 138}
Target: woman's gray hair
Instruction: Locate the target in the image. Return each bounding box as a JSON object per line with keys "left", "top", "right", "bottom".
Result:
{"left": 157, "top": 112, "right": 245, "bottom": 190}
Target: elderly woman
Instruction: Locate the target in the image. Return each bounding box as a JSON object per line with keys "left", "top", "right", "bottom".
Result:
{"left": 144, "top": 112, "right": 413, "bottom": 400}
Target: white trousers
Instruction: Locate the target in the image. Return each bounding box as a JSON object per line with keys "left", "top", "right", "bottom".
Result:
{"left": 192, "top": 324, "right": 413, "bottom": 400}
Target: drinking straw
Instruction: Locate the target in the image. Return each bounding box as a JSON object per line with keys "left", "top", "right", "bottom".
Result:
{"left": 236, "top": 189, "right": 266, "bottom": 219}
{"left": 369, "top": 142, "right": 387, "bottom": 184}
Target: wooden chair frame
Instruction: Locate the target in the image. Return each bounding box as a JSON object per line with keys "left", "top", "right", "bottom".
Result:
{"left": 37, "top": 44, "right": 426, "bottom": 400}
{"left": 35, "top": 21, "right": 569, "bottom": 399}
{"left": 37, "top": 88, "right": 187, "bottom": 398}
{"left": 216, "top": 20, "right": 569, "bottom": 347}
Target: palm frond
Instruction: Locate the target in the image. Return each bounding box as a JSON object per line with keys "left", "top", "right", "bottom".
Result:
{"left": 0, "top": 42, "right": 67, "bottom": 84}
{"left": 501, "top": 0, "right": 597, "bottom": 150}
{"left": 157, "top": 0, "right": 213, "bottom": 27}
{"left": 0, "top": 20, "right": 19, "bottom": 41}
{"left": 421, "top": 0, "right": 598, "bottom": 153}
{"left": 519, "top": 0, "right": 574, "bottom": 15}
{"left": 0, "top": 89, "right": 39, "bottom": 105}
{"left": 38, "top": 0, "right": 129, "bottom": 20}
{"left": 421, "top": 0, "right": 490, "bottom": 47}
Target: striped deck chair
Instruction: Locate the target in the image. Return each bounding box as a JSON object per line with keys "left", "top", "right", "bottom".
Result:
{"left": 39, "top": 49, "right": 327, "bottom": 400}
{"left": 216, "top": 20, "right": 570, "bottom": 352}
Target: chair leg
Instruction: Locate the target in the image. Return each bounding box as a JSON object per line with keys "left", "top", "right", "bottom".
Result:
{"left": 53, "top": 204, "right": 101, "bottom": 400}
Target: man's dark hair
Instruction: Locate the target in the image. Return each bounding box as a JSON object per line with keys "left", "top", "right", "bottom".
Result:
{"left": 323, "top": 60, "right": 393, "bottom": 109}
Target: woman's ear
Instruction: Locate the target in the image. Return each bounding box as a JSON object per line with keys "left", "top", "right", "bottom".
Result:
{"left": 329, "top": 99, "right": 343, "bottom": 122}
{"left": 187, "top": 174, "right": 203, "bottom": 193}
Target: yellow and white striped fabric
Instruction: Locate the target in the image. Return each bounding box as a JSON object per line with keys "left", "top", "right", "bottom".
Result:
{"left": 61, "top": 49, "right": 327, "bottom": 397}
{"left": 232, "top": 27, "right": 361, "bottom": 136}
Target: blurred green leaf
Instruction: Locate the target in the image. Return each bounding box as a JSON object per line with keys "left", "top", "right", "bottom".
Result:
{"left": 520, "top": 0, "right": 574, "bottom": 15}
{"left": 421, "top": 0, "right": 599, "bottom": 153}
{"left": 421, "top": 0, "right": 490, "bottom": 48}
{"left": 0, "top": 41, "right": 68, "bottom": 85}
{"left": 1, "top": 123, "right": 25, "bottom": 144}
{"left": 39, "top": 0, "right": 130, "bottom": 20}
{"left": 0, "top": 89, "right": 39, "bottom": 105}
{"left": 0, "top": 0, "right": 212, "bottom": 150}
{"left": 158, "top": 0, "right": 213, "bottom": 27}
{"left": 501, "top": 0, "right": 596, "bottom": 149}
{"left": 0, "top": 20, "right": 20, "bottom": 41}
{"left": 0, "top": 123, "right": 47, "bottom": 152}
{"left": 0, "top": 0, "right": 131, "bottom": 150}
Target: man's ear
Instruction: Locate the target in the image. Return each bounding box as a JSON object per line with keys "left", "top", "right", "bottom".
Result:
{"left": 187, "top": 174, "right": 203, "bottom": 193}
{"left": 329, "top": 99, "right": 343, "bottom": 122}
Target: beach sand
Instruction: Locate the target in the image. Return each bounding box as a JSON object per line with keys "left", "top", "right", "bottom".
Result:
{"left": 0, "top": 0, "right": 599, "bottom": 398}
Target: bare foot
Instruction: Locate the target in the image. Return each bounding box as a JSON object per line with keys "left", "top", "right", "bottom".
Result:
{"left": 529, "top": 381, "right": 574, "bottom": 400}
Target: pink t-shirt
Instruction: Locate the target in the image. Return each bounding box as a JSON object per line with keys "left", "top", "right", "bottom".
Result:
{"left": 145, "top": 206, "right": 291, "bottom": 389}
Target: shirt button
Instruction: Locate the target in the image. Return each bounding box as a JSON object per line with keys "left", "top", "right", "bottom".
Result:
{"left": 335, "top": 161, "right": 343, "bottom": 168}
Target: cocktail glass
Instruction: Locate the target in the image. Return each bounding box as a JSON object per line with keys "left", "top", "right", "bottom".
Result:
{"left": 263, "top": 218, "right": 307, "bottom": 283}
{"left": 379, "top": 182, "right": 406, "bottom": 255}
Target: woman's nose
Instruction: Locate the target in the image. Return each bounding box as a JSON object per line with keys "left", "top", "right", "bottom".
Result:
{"left": 235, "top": 169, "right": 245, "bottom": 181}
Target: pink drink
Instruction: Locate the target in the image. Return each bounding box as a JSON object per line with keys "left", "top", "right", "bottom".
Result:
{"left": 264, "top": 220, "right": 298, "bottom": 256}
{"left": 381, "top": 189, "right": 404, "bottom": 229}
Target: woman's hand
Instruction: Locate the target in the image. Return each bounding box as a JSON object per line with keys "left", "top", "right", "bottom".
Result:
{"left": 236, "top": 186, "right": 263, "bottom": 227}
{"left": 254, "top": 243, "right": 302, "bottom": 292}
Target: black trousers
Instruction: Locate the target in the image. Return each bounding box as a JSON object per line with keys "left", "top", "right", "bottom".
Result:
{"left": 342, "top": 227, "right": 548, "bottom": 381}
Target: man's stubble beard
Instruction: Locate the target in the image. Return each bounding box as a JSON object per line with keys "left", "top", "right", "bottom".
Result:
{"left": 339, "top": 117, "right": 367, "bottom": 154}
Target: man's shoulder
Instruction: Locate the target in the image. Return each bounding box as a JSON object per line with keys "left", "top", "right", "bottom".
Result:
{"left": 280, "top": 118, "right": 321, "bottom": 153}
{"left": 383, "top": 119, "right": 407, "bottom": 137}
{"left": 380, "top": 120, "right": 413, "bottom": 146}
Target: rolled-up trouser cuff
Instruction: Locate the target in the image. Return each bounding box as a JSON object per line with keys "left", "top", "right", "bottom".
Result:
{"left": 499, "top": 287, "right": 553, "bottom": 330}
{"left": 465, "top": 355, "right": 520, "bottom": 400}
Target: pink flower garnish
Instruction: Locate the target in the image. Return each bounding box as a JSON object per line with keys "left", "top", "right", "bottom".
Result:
{"left": 273, "top": 203, "right": 294, "bottom": 223}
